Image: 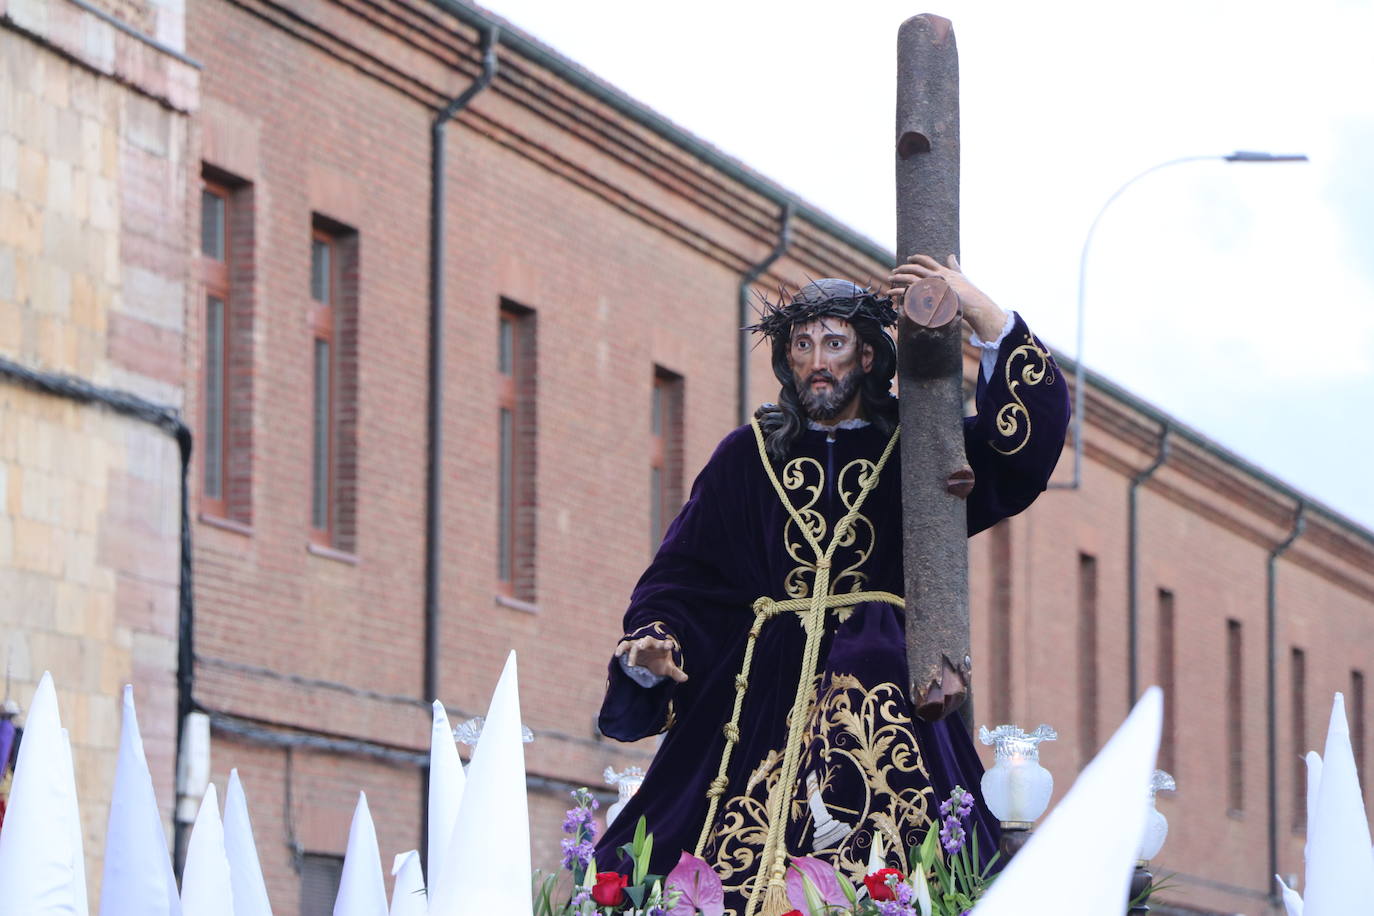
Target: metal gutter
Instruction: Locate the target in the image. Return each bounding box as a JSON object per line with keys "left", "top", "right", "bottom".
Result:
{"left": 425, "top": 0, "right": 892, "bottom": 270}
{"left": 1127, "top": 423, "right": 1170, "bottom": 704}
{"left": 423, "top": 22, "right": 499, "bottom": 708}
{"left": 63, "top": 0, "right": 204, "bottom": 69}
{"left": 419, "top": 21, "right": 498, "bottom": 876}
{"left": 737, "top": 204, "right": 792, "bottom": 425}
{"left": 1266, "top": 502, "right": 1306, "bottom": 903}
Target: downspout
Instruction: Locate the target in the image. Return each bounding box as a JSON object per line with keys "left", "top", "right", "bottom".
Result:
{"left": 421, "top": 26, "right": 498, "bottom": 876}
{"left": 1127, "top": 423, "right": 1170, "bottom": 705}
{"left": 1267, "top": 501, "right": 1306, "bottom": 904}
{"left": 737, "top": 204, "right": 793, "bottom": 426}
{"left": 0, "top": 357, "right": 195, "bottom": 870}
{"left": 423, "top": 24, "right": 499, "bottom": 708}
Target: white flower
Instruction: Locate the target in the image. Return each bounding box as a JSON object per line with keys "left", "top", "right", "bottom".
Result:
{"left": 913, "top": 869, "right": 932, "bottom": 916}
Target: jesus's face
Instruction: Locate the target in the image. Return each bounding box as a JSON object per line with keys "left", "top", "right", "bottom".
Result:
{"left": 788, "top": 318, "right": 875, "bottom": 422}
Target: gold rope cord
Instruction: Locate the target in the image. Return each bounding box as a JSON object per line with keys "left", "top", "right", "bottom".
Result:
{"left": 690, "top": 419, "right": 900, "bottom": 916}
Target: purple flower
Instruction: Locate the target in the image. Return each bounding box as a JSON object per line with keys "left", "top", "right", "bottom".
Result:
{"left": 561, "top": 837, "right": 595, "bottom": 870}
{"left": 560, "top": 788, "right": 599, "bottom": 856}
{"left": 874, "top": 883, "right": 918, "bottom": 916}
{"left": 940, "top": 816, "right": 966, "bottom": 856}
{"left": 940, "top": 785, "right": 975, "bottom": 821}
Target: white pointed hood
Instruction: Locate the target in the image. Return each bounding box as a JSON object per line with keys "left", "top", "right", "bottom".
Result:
{"left": 332, "top": 792, "right": 388, "bottom": 916}
{"left": 0, "top": 672, "right": 88, "bottom": 914}
{"left": 971, "top": 687, "right": 1163, "bottom": 916}
{"left": 99, "top": 686, "right": 181, "bottom": 916}
{"left": 389, "top": 850, "right": 427, "bottom": 916}
{"left": 1302, "top": 694, "right": 1374, "bottom": 914}
{"left": 224, "top": 770, "right": 274, "bottom": 916}
{"left": 180, "top": 784, "right": 235, "bottom": 916}
{"left": 432, "top": 651, "right": 531, "bottom": 916}
{"left": 423, "top": 701, "right": 462, "bottom": 904}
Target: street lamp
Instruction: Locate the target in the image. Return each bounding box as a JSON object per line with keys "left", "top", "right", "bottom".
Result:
{"left": 1054, "top": 150, "right": 1308, "bottom": 490}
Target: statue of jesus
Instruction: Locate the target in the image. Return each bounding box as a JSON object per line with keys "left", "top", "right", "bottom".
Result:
{"left": 595, "top": 256, "right": 1069, "bottom": 916}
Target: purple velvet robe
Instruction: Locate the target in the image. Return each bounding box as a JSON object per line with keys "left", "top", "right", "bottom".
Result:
{"left": 596, "top": 315, "right": 1068, "bottom": 911}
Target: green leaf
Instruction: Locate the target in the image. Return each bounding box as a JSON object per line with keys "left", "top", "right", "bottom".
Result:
{"left": 839, "top": 873, "right": 859, "bottom": 908}
{"left": 801, "top": 870, "right": 825, "bottom": 916}
{"left": 918, "top": 825, "right": 940, "bottom": 870}
{"left": 633, "top": 833, "right": 654, "bottom": 885}
{"left": 633, "top": 815, "right": 647, "bottom": 853}
{"left": 625, "top": 884, "right": 646, "bottom": 908}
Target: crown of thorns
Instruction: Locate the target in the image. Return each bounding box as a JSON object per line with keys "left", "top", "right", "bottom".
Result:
{"left": 746, "top": 279, "right": 897, "bottom": 341}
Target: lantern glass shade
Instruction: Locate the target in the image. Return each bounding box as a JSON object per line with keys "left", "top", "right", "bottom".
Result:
{"left": 1138, "top": 807, "right": 1169, "bottom": 861}
{"left": 1137, "top": 769, "right": 1176, "bottom": 861}
{"left": 978, "top": 725, "right": 1058, "bottom": 823}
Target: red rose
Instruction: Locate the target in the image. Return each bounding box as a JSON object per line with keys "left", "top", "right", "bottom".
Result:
{"left": 591, "top": 871, "right": 630, "bottom": 907}
{"left": 782, "top": 911, "right": 803, "bottom": 916}
{"left": 863, "top": 867, "right": 905, "bottom": 902}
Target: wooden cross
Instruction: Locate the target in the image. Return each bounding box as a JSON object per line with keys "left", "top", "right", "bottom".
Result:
{"left": 895, "top": 14, "right": 974, "bottom": 724}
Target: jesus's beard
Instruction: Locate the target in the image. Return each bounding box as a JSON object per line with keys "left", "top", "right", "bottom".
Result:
{"left": 795, "top": 367, "right": 864, "bottom": 421}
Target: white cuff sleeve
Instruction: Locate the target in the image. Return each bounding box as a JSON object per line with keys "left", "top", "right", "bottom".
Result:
{"left": 969, "top": 310, "right": 1016, "bottom": 382}
{"left": 618, "top": 652, "right": 667, "bottom": 688}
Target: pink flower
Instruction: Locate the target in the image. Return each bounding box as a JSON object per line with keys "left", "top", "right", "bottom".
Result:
{"left": 664, "top": 852, "right": 725, "bottom": 916}
{"left": 786, "top": 857, "right": 848, "bottom": 911}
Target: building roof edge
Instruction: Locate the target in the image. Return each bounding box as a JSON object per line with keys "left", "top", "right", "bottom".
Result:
{"left": 430, "top": 0, "right": 1372, "bottom": 552}
{"left": 1053, "top": 348, "right": 1374, "bottom": 550}
{"left": 427, "top": 0, "right": 894, "bottom": 267}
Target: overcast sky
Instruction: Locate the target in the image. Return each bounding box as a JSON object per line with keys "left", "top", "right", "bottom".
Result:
{"left": 478, "top": 0, "right": 1374, "bottom": 531}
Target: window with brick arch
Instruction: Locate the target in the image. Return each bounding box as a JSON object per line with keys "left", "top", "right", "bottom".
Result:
{"left": 1077, "top": 552, "right": 1099, "bottom": 762}
{"left": 1353, "top": 669, "right": 1367, "bottom": 803}
{"left": 198, "top": 170, "right": 254, "bottom": 526}
{"left": 1226, "top": 618, "right": 1244, "bottom": 814}
{"left": 309, "top": 218, "right": 359, "bottom": 554}
{"left": 498, "top": 302, "right": 537, "bottom": 602}
{"left": 1292, "top": 646, "right": 1307, "bottom": 829}
{"left": 650, "top": 367, "right": 684, "bottom": 554}
{"left": 1156, "top": 588, "right": 1176, "bottom": 774}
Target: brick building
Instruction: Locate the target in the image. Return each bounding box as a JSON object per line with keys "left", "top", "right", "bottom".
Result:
{"left": 3, "top": 0, "right": 1373, "bottom": 914}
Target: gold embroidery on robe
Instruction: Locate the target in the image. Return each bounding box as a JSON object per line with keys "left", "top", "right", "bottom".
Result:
{"left": 991, "top": 333, "right": 1056, "bottom": 456}
{"left": 702, "top": 674, "right": 934, "bottom": 916}
{"left": 779, "top": 456, "right": 879, "bottom": 613}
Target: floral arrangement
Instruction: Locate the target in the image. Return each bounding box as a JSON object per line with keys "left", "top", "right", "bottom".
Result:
{"left": 533, "top": 786, "right": 997, "bottom": 916}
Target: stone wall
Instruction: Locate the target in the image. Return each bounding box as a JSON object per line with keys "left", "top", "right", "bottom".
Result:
{"left": 0, "top": 0, "right": 196, "bottom": 902}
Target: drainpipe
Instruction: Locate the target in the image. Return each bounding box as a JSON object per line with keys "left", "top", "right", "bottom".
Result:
{"left": 1266, "top": 501, "right": 1306, "bottom": 904}
{"left": 0, "top": 356, "right": 196, "bottom": 871}
{"left": 736, "top": 204, "right": 793, "bottom": 426}
{"left": 424, "top": 24, "right": 499, "bottom": 708}
{"left": 1127, "top": 423, "right": 1170, "bottom": 705}
{"left": 421, "top": 26, "right": 498, "bottom": 876}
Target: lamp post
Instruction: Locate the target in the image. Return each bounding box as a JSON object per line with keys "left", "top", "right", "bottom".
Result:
{"left": 1054, "top": 150, "right": 1308, "bottom": 491}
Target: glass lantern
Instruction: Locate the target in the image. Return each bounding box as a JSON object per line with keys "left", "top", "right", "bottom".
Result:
{"left": 1137, "top": 769, "right": 1175, "bottom": 862}
{"left": 977, "top": 724, "right": 1058, "bottom": 825}
{"left": 604, "top": 766, "right": 645, "bottom": 827}
{"left": 453, "top": 715, "right": 535, "bottom": 747}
